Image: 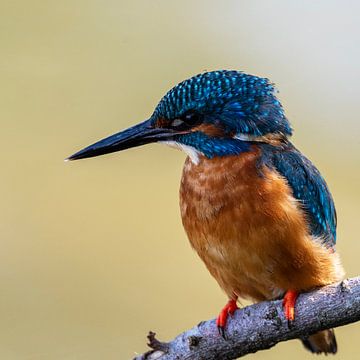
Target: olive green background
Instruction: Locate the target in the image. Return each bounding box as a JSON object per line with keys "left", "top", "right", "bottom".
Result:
{"left": 1, "top": 1, "right": 359, "bottom": 359}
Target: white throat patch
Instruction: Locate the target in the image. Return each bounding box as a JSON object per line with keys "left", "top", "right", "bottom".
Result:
{"left": 160, "top": 141, "right": 201, "bottom": 165}
{"left": 234, "top": 133, "right": 258, "bottom": 141}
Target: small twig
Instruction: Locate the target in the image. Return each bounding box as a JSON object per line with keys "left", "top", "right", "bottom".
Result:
{"left": 133, "top": 277, "right": 360, "bottom": 360}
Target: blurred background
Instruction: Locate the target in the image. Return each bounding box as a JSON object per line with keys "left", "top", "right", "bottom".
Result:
{"left": 1, "top": 0, "right": 359, "bottom": 359}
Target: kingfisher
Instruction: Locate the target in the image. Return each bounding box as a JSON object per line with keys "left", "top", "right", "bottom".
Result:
{"left": 67, "top": 70, "right": 344, "bottom": 354}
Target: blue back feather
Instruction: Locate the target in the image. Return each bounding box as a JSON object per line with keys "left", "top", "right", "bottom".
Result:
{"left": 262, "top": 143, "right": 337, "bottom": 247}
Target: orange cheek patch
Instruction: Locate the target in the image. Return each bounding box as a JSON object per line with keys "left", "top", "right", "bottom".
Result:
{"left": 193, "top": 123, "right": 226, "bottom": 137}
{"left": 154, "top": 117, "right": 170, "bottom": 128}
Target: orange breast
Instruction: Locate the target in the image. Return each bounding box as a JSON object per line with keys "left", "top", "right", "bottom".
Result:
{"left": 179, "top": 148, "right": 344, "bottom": 301}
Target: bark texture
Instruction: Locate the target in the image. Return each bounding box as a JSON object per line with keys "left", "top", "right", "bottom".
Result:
{"left": 133, "top": 277, "right": 360, "bottom": 360}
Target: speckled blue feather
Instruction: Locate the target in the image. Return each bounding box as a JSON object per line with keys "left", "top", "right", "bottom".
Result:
{"left": 261, "top": 143, "right": 337, "bottom": 247}
{"left": 176, "top": 132, "right": 250, "bottom": 158}
{"left": 152, "top": 70, "right": 292, "bottom": 137}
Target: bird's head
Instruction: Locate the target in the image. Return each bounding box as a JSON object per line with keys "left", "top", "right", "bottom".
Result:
{"left": 67, "top": 70, "right": 292, "bottom": 163}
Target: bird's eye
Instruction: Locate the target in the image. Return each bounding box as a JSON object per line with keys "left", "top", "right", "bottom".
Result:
{"left": 183, "top": 112, "right": 200, "bottom": 125}
{"left": 169, "top": 112, "right": 201, "bottom": 130}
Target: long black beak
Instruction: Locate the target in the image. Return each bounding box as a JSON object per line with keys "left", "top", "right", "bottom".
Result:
{"left": 66, "top": 119, "right": 174, "bottom": 161}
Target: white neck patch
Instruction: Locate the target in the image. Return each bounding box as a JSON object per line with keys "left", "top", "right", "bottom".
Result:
{"left": 159, "top": 141, "right": 201, "bottom": 165}
{"left": 234, "top": 133, "right": 258, "bottom": 141}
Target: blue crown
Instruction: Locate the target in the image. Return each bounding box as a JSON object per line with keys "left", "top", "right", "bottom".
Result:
{"left": 152, "top": 70, "right": 292, "bottom": 137}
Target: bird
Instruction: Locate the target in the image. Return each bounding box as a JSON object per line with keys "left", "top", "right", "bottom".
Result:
{"left": 67, "top": 70, "right": 345, "bottom": 354}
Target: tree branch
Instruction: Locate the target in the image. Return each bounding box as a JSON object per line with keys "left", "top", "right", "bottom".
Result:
{"left": 133, "top": 277, "right": 360, "bottom": 360}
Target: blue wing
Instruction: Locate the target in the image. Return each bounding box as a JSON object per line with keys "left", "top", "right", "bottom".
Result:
{"left": 264, "top": 142, "right": 337, "bottom": 247}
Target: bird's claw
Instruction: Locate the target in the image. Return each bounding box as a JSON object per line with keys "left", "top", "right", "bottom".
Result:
{"left": 283, "top": 290, "right": 298, "bottom": 327}
{"left": 216, "top": 299, "right": 238, "bottom": 339}
{"left": 217, "top": 325, "right": 227, "bottom": 339}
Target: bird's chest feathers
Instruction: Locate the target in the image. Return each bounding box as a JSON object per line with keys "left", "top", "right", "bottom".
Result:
{"left": 180, "top": 150, "right": 266, "bottom": 257}
{"left": 180, "top": 149, "right": 272, "bottom": 248}
{"left": 179, "top": 149, "right": 315, "bottom": 299}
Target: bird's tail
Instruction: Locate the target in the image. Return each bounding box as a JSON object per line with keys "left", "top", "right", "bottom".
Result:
{"left": 301, "top": 329, "right": 337, "bottom": 354}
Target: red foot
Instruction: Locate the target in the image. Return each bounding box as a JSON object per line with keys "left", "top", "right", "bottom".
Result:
{"left": 282, "top": 290, "right": 298, "bottom": 322}
{"left": 216, "top": 299, "right": 238, "bottom": 337}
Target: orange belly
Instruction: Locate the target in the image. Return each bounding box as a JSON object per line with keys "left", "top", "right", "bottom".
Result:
{"left": 179, "top": 149, "right": 344, "bottom": 302}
